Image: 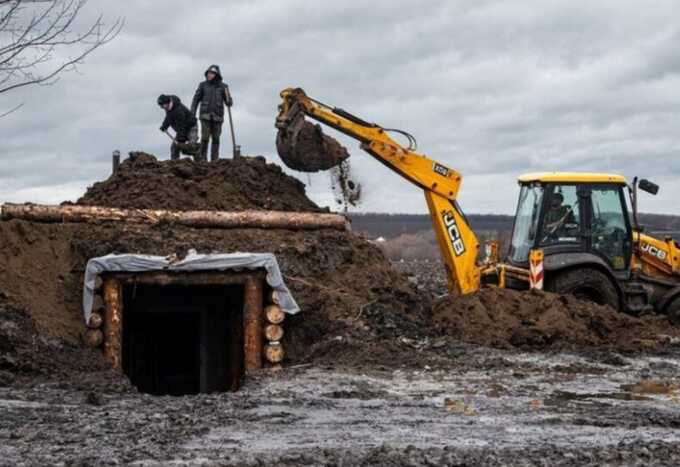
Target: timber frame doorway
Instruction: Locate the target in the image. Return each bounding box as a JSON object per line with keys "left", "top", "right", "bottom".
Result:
{"left": 100, "top": 271, "right": 266, "bottom": 395}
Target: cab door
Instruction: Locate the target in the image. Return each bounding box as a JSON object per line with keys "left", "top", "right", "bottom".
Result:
{"left": 585, "top": 184, "right": 633, "bottom": 271}
{"left": 537, "top": 184, "right": 587, "bottom": 255}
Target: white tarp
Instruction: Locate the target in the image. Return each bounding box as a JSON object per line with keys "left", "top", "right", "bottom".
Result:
{"left": 82, "top": 250, "right": 299, "bottom": 324}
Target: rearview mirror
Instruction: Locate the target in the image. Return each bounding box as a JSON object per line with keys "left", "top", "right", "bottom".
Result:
{"left": 638, "top": 179, "right": 659, "bottom": 195}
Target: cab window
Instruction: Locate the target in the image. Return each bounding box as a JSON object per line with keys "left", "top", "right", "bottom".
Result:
{"left": 509, "top": 184, "right": 544, "bottom": 263}
{"left": 540, "top": 185, "right": 581, "bottom": 246}
{"left": 590, "top": 186, "right": 629, "bottom": 270}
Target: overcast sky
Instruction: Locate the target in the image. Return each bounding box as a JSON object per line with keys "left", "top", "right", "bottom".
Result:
{"left": 2, "top": 0, "right": 680, "bottom": 214}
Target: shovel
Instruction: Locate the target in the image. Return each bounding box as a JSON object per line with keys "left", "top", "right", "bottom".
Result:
{"left": 225, "top": 86, "right": 241, "bottom": 158}
{"left": 163, "top": 129, "right": 177, "bottom": 145}
{"left": 164, "top": 130, "right": 199, "bottom": 156}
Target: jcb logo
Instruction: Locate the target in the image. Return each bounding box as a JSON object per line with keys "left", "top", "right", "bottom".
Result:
{"left": 433, "top": 163, "right": 449, "bottom": 177}
{"left": 443, "top": 212, "right": 466, "bottom": 256}
{"left": 641, "top": 242, "right": 668, "bottom": 261}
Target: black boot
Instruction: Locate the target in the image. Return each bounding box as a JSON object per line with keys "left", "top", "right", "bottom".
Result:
{"left": 170, "top": 144, "right": 180, "bottom": 161}
{"left": 198, "top": 141, "right": 208, "bottom": 162}
{"left": 210, "top": 142, "right": 220, "bottom": 162}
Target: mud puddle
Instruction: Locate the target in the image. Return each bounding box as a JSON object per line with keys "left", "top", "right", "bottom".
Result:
{"left": 2, "top": 349, "right": 679, "bottom": 466}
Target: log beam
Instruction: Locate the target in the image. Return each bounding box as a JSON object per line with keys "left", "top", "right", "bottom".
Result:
{"left": 109, "top": 271, "right": 266, "bottom": 287}
{"left": 103, "top": 278, "right": 123, "bottom": 371}
{"left": 243, "top": 277, "right": 264, "bottom": 373}
{"left": 0, "top": 203, "right": 349, "bottom": 231}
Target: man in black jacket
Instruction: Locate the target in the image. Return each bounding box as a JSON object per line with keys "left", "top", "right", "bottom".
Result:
{"left": 191, "top": 64, "right": 233, "bottom": 162}
{"left": 158, "top": 94, "right": 198, "bottom": 160}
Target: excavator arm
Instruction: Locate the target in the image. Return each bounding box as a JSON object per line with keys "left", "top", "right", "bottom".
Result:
{"left": 276, "top": 87, "right": 481, "bottom": 294}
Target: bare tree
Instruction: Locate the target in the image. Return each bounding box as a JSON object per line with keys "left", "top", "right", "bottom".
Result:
{"left": 0, "top": 0, "right": 122, "bottom": 113}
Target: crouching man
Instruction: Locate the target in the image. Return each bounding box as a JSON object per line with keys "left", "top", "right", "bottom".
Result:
{"left": 158, "top": 94, "right": 199, "bottom": 161}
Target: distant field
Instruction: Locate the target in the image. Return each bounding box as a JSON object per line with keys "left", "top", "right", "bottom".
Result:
{"left": 350, "top": 212, "right": 680, "bottom": 240}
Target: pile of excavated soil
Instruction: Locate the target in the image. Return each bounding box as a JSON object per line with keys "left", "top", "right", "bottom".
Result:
{"left": 77, "top": 152, "right": 322, "bottom": 212}
{"left": 3, "top": 152, "right": 680, "bottom": 379}
{"left": 432, "top": 287, "right": 680, "bottom": 352}
{"left": 0, "top": 154, "right": 430, "bottom": 373}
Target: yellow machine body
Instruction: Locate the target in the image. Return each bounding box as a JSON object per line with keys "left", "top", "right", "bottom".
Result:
{"left": 276, "top": 88, "right": 680, "bottom": 319}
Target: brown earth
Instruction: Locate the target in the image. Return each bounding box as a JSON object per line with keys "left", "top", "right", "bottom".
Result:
{"left": 432, "top": 287, "right": 680, "bottom": 352}
{"left": 275, "top": 121, "right": 350, "bottom": 173}
{"left": 0, "top": 154, "right": 428, "bottom": 374}
{"left": 0, "top": 293, "right": 110, "bottom": 384}
{"left": 2, "top": 153, "right": 680, "bottom": 378}
{"left": 76, "top": 152, "right": 322, "bottom": 212}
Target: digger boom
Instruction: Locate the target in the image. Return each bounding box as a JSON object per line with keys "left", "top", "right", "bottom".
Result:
{"left": 276, "top": 88, "right": 481, "bottom": 294}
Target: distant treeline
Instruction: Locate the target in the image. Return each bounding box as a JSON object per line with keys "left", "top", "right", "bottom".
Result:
{"left": 350, "top": 212, "right": 680, "bottom": 239}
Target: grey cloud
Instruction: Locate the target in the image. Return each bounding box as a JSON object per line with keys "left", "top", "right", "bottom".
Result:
{"left": 2, "top": 0, "right": 680, "bottom": 213}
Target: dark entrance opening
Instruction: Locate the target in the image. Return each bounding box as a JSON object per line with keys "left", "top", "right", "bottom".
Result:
{"left": 122, "top": 284, "right": 244, "bottom": 395}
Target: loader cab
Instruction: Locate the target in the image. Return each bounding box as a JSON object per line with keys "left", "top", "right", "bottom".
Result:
{"left": 507, "top": 173, "right": 633, "bottom": 274}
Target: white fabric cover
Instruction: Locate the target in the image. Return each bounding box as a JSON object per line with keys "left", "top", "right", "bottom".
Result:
{"left": 82, "top": 250, "right": 299, "bottom": 323}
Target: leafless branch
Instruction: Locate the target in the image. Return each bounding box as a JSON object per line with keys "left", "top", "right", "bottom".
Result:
{"left": 0, "top": 0, "right": 123, "bottom": 96}
{"left": 0, "top": 101, "right": 24, "bottom": 118}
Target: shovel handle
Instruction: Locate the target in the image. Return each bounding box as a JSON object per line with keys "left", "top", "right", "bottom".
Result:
{"left": 225, "top": 86, "right": 239, "bottom": 158}
{"left": 164, "top": 130, "right": 177, "bottom": 145}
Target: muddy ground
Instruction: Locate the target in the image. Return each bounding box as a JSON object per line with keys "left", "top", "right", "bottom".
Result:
{"left": 3, "top": 253, "right": 680, "bottom": 466}
{"left": 3, "top": 154, "right": 680, "bottom": 465}
{"left": 1, "top": 347, "right": 680, "bottom": 466}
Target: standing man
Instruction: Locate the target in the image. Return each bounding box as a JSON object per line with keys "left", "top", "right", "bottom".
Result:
{"left": 191, "top": 64, "right": 233, "bottom": 162}
{"left": 158, "top": 94, "right": 198, "bottom": 160}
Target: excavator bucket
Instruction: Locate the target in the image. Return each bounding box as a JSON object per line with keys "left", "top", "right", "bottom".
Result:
{"left": 276, "top": 108, "right": 349, "bottom": 173}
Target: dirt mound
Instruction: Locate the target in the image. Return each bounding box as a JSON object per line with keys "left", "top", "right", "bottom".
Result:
{"left": 0, "top": 293, "right": 109, "bottom": 384}
{"left": 77, "top": 152, "right": 322, "bottom": 212}
{"left": 1, "top": 153, "right": 431, "bottom": 373}
{"left": 433, "top": 288, "right": 680, "bottom": 352}
{"left": 1, "top": 188, "right": 428, "bottom": 373}
{"left": 6, "top": 151, "right": 680, "bottom": 379}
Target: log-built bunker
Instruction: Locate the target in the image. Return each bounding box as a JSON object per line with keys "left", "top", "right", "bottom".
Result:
{"left": 83, "top": 252, "right": 296, "bottom": 396}
{"left": 1, "top": 201, "right": 347, "bottom": 395}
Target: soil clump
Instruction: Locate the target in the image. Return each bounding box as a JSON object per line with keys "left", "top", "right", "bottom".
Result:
{"left": 275, "top": 121, "right": 350, "bottom": 172}
{"left": 432, "top": 287, "right": 680, "bottom": 352}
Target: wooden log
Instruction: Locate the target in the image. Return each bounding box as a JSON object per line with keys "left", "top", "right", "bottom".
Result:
{"left": 269, "top": 289, "right": 281, "bottom": 305}
{"left": 110, "top": 271, "right": 264, "bottom": 287}
{"left": 85, "top": 329, "right": 103, "bottom": 348}
{"left": 265, "top": 304, "right": 285, "bottom": 324}
{"left": 264, "top": 324, "right": 284, "bottom": 342}
{"left": 87, "top": 311, "right": 103, "bottom": 329}
{"left": 265, "top": 343, "right": 285, "bottom": 364}
{"left": 103, "top": 278, "right": 123, "bottom": 370}
{"left": 0, "top": 203, "right": 349, "bottom": 231}
{"left": 243, "top": 277, "right": 264, "bottom": 373}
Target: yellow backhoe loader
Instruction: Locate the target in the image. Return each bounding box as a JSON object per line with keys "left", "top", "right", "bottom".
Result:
{"left": 275, "top": 88, "right": 680, "bottom": 323}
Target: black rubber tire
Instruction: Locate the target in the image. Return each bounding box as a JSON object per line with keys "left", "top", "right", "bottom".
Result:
{"left": 665, "top": 297, "right": 680, "bottom": 326}
{"left": 546, "top": 267, "right": 620, "bottom": 310}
